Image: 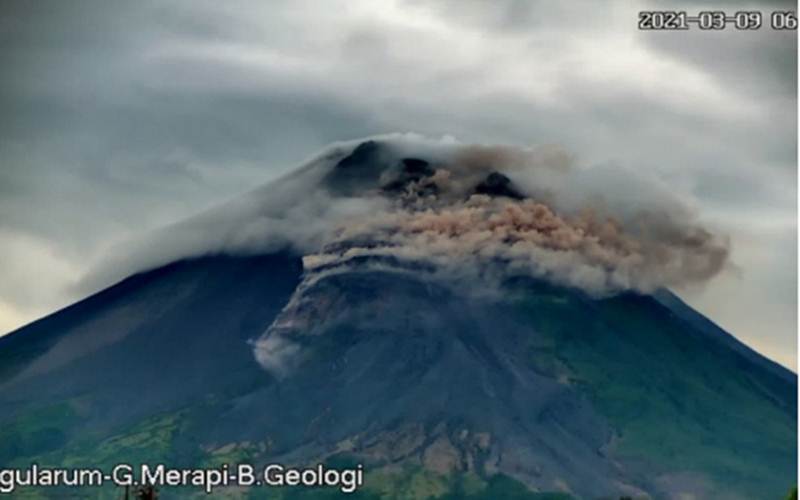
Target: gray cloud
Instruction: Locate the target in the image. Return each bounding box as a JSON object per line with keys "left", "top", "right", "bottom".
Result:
{"left": 86, "top": 136, "right": 730, "bottom": 301}
{"left": 0, "top": 0, "right": 794, "bottom": 369}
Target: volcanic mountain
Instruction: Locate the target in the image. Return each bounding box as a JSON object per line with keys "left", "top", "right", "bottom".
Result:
{"left": 0, "top": 136, "right": 795, "bottom": 499}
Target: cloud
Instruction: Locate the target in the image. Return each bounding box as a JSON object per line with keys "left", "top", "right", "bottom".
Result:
{"left": 0, "top": 0, "right": 794, "bottom": 369}
{"left": 0, "top": 229, "right": 79, "bottom": 333}
{"left": 87, "top": 135, "right": 729, "bottom": 303}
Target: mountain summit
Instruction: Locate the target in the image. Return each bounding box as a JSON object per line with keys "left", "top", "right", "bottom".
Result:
{"left": 0, "top": 137, "right": 795, "bottom": 499}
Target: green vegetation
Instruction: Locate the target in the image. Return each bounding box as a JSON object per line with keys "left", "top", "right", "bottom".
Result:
{"left": 0, "top": 400, "right": 82, "bottom": 465}
{"left": 2, "top": 401, "right": 578, "bottom": 499}
{"left": 513, "top": 286, "right": 797, "bottom": 500}
{"left": 2, "top": 282, "right": 794, "bottom": 499}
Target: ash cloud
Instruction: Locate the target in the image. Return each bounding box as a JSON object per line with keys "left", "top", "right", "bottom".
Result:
{"left": 310, "top": 134, "right": 728, "bottom": 295}
{"left": 85, "top": 134, "right": 730, "bottom": 298}
{"left": 322, "top": 196, "right": 727, "bottom": 295}
{"left": 247, "top": 135, "right": 730, "bottom": 376}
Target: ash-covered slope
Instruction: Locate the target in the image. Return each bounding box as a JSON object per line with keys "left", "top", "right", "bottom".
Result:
{"left": 0, "top": 137, "right": 795, "bottom": 499}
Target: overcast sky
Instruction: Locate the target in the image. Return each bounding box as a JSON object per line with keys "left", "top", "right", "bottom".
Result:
{"left": 0, "top": 0, "right": 796, "bottom": 369}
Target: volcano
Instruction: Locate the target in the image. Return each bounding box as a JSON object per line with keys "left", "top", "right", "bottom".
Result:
{"left": 0, "top": 137, "right": 795, "bottom": 499}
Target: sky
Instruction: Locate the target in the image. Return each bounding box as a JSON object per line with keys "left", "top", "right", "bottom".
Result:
{"left": 0, "top": 0, "right": 796, "bottom": 369}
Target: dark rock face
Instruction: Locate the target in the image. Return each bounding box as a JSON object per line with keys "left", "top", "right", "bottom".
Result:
{"left": 326, "top": 142, "right": 530, "bottom": 201}
{"left": 381, "top": 157, "right": 436, "bottom": 194}
{"left": 335, "top": 140, "right": 383, "bottom": 170}
{"left": 399, "top": 157, "right": 435, "bottom": 176}
{"left": 325, "top": 140, "right": 392, "bottom": 194}
{"left": 474, "top": 171, "right": 524, "bottom": 199}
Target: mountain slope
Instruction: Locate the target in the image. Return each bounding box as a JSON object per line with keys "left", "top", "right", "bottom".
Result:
{"left": 0, "top": 254, "right": 301, "bottom": 463}
{"left": 0, "top": 253, "right": 795, "bottom": 499}
{"left": 0, "top": 137, "right": 795, "bottom": 499}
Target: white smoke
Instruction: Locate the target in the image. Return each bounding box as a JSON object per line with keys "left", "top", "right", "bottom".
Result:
{"left": 251, "top": 335, "right": 303, "bottom": 379}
